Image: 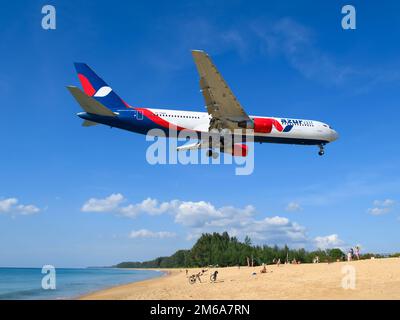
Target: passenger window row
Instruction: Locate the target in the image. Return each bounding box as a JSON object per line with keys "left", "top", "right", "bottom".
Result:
{"left": 155, "top": 113, "right": 200, "bottom": 119}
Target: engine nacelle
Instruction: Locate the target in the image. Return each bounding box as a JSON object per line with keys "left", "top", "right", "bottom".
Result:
{"left": 220, "top": 143, "right": 248, "bottom": 157}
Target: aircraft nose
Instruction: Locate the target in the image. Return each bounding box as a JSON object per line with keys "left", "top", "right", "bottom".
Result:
{"left": 330, "top": 129, "right": 339, "bottom": 141}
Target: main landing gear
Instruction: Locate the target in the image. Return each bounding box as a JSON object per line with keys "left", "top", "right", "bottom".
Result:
{"left": 206, "top": 149, "right": 219, "bottom": 159}
{"left": 318, "top": 144, "right": 325, "bottom": 156}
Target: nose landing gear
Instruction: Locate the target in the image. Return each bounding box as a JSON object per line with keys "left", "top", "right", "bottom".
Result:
{"left": 318, "top": 144, "right": 325, "bottom": 156}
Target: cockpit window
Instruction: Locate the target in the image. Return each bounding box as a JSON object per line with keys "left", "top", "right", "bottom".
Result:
{"left": 323, "top": 124, "right": 328, "bottom": 128}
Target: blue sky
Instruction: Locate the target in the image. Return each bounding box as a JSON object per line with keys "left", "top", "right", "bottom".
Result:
{"left": 1, "top": 0, "right": 400, "bottom": 267}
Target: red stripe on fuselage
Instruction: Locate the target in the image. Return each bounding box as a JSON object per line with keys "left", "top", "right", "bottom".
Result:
{"left": 272, "top": 119, "right": 283, "bottom": 131}
{"left": 134, "top": 108, "right": 188, "bottom": 131}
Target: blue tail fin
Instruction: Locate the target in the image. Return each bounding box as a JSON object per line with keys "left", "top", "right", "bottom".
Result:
{"left": 74, "top": 63, "right": 129, "bottom": 111}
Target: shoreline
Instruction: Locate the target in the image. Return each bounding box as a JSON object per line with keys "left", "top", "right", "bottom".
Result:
{"left": 80, "top": 258, "right": 400, "bottom": 300}
{"left": 78, "top": 268, "right": 177, "bottom": 300}
{"left": 76, "top": 269, "right": 167, "bottom": 300}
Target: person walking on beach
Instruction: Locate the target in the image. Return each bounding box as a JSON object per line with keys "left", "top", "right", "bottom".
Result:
{"left": 196, "top": 271, "right": 202, "bottom": 283}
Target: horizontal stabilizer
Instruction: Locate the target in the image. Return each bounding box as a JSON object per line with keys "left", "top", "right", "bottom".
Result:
{"left": 82, "top": 120, "right": 98, "bottom": 127}
{"left": 67, "top": 86, "right": 116, "bottom": 117}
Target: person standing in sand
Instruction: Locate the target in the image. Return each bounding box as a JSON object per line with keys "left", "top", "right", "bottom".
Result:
{"left": 355, "top": 246, "right": 360, "bottom": 260}
{"left": 347, "top": 249, "right": 353, "bottom": 261}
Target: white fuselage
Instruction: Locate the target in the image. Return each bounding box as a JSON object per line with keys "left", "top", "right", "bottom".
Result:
{"left": 147, "top": 108, "right": 338, "bottom": 145}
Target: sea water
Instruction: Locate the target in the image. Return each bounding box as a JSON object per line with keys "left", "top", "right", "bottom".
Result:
{"left": 0, "top": 267, "right": 162, "bottom": 300}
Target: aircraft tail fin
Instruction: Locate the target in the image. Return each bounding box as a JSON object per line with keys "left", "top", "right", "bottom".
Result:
{"left": 67, "top": 86, "right": 117, "bottom": 117}
{"left": 73, "top": 63, "right": 129, "bottom": 111}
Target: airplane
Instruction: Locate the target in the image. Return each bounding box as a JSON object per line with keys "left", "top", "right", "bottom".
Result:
{"left": 67, "top": 50, "right": 338, "bottom": 157}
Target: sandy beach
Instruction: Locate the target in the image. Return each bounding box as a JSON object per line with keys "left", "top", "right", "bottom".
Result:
{"left": 80, "top": 258, "right": 400, "bottom": 300}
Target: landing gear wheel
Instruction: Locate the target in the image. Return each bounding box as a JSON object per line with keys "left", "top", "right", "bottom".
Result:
{"left": 318, "top": 145, "right": 325, "bottom": 156}
{"left": 206, "top": 149, "right": 219, "bottom": 159}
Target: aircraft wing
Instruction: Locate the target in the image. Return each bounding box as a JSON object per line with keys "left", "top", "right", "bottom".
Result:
{"left": 191, "top": 50, "right": 252, "bottom": 130}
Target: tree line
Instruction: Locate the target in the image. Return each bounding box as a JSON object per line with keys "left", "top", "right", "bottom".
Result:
{"left": 114, "top": 232, "right": 395, "bottom": 268}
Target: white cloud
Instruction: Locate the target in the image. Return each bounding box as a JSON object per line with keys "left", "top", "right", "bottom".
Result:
{"left": 82, "top": 194, "right": 349, "bottom": 248}
{"left": 0, "top": 197, "right": 40, "bottom": 216}
{"left": 373, "top": 199, "right": 395, "bottom": 207}
{"left": 0, "top": 198, "right": 18, "bottom": 212}
{"left": 173, "top": 201, "right": 233, "bottom": 227}
{"left": 129, "top": 229, "right": 176, "bottom": 239}
{"left": 82, "top": 194, "right": 176, "bottom": 218}
{"left": 285, "top": 202, "right": 302, "bottom": 212}
{"left": 367, "top": 199, "right": 396, "bottom": 215}
{"left": 119, "top": 198, "right": 175, "bottom": 218}
{"left": 368, "top": 207, "right": 390, "bottom": 215}
{"left": 83, "top": 195, "right": 305, "bottom": 246}
{"left": 314, "top": 234, "right": 344, "bottom": 250}
{"left": 81, "top": 193, "right": 124, "bottom": 212}
{"left": 16, "top": 204, "right": 40, "bottom": 214}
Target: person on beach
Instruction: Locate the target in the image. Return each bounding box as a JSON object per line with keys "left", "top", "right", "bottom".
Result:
{"left": 260, "top": 264, "right": 267, "bottom": 273}
{"left": 210, "top": 270, "right": 218, "bottom": 282}
{"left": 355, "top": 246, "right": 360, "bottom": 260}
{"left": 347, "top": 249, "right": 353, "bottom": 261}
{"left": 185, "top": 269, "right": 188, "bottom": 277}
{"left": 196, "top": 272, "right": 202, "bottom": 283}
{"left": 277, "top": 258, "right": 281, "bottom": 267}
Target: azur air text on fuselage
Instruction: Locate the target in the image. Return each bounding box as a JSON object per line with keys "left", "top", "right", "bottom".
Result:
{"left": 280, "top": 119, "right": 314, "bottom": 127}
